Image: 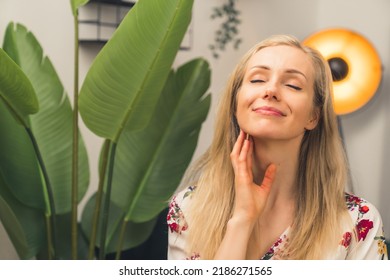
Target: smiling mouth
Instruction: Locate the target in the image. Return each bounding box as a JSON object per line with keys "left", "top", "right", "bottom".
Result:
{"left": 252, "top": 106, "right": 286, "bottom": 117}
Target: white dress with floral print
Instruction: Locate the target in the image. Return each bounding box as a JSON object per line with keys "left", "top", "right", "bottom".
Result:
{"left": 167, "top": 186, "right": 388, "bottom": 260}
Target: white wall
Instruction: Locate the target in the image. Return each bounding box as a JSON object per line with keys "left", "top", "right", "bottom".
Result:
{"left": 1, "top": 0, "right": 389, "bottom": 259}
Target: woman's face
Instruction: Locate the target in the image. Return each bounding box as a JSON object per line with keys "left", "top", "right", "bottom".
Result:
{"left": 236, "top": 45, "right": 318, "bottom": 142}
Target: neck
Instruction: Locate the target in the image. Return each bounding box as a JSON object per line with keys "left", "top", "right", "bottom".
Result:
{"left": 252, "top": 137, "right": 302, "bottom": 209}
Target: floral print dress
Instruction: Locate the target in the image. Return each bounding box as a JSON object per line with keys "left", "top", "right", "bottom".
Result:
{"left": 167, "top": 186, "right": 388, "bottom": 260}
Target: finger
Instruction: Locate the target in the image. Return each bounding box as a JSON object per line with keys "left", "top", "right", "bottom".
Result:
{"left": 231, "top": 130, "right": 245, "bottom": 158}
{"left": 246, "top": 135, "right": 253, "bottom": 173}
{"left": 260, "top": 164, "right": 277, "bottom": 194}
{"left": 238, "top": 133, "right": 250, "bottom": 162}
{"left": 230, "top": 130, "right": 246, "bottom": 170}
{"left": 236, "top": 133, "right": 252, "bottom": 182}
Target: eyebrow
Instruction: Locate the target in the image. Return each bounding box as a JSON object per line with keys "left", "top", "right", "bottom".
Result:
{"left": 250, "top": 65, "right": 308, "bottom": 81}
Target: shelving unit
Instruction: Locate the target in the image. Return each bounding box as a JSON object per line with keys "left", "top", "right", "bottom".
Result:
{"left": 78, "top": 0, "right": 191, "bottom": 50}
{"left": 79, "top": 0, "right": 136, "bottom": 44}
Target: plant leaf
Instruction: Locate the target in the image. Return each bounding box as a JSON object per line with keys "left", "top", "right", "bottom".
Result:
{"left": 0, "top": 101, "right": 46, "bottom": 210}
{"left": 81, "top": 193, "right": 157, "bottom": 254}
{"left": 0, "top": 47, "right": 38, "bottom": 126}
{"left": 0, "top": 175, "right": 46, "bottom": 259}
{"left": 2, "top": 22, "right": 90, "bottom": 213}
{"left": 110, "top": 58, "right": 211, "bottom": 222}
{"left": 79, "top": 0, "right": 194, "bottom": 141}
{"left": 70, "top": 0, "right": 90, "bottom": 16}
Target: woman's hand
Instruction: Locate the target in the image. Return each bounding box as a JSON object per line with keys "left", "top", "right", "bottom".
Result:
{"left": 230, "top": 130, "right": 276, "bottom": 224}
{"left": 214, "top": 131, "right": 276, "bottom": 259}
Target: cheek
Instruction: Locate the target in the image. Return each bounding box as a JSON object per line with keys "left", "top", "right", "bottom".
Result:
{"left": 235, "top": 102, "right": 255, "bottom": 134}
{"left": 236, "top": 87, "right": 255, "bottom": 109}
{"left": 286, "top": 94, "right": 313, "bottom": 115}
{"left": 235, "top": 91, "right": 250, "bottom": 121}
{"left": 295, "top": 101, "right": 315, "bottom": 126}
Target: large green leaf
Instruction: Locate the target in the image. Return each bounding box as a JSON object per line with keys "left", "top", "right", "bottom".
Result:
{"left": 79, "top": 0, "right": 194, "bottom": 141}
{"left": 111, "top": 59, "right": 211, "bottom": 222}
{"left": 70, "top": 0, "right": 89, "bottom": 16}
{"left": 81, "top": 193, "right": 157, "bottom": 254}
{"left": 0, "top": 101, "right": 45, "bottom": 210}
{"left": 2, "top": 22, "right": 90, "bottom": 213}
{"left": 0, "top": 175, "right": 46, "bottom": 259}
{"left": 0, "top": 47, "right": 38, "bottom": 126}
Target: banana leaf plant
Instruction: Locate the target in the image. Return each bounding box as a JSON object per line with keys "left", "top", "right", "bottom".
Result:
{"left": 0, "top": 19, "right": 91, "bottom": 260}
{"left": 0, "top": 0, "right": 211, "bottom": 259}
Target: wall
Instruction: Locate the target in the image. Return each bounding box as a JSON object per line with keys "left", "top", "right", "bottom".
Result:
{"left": 0, "top": 0, "right": 389, "bottom": 259}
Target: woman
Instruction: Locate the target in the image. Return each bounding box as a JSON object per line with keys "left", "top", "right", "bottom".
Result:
{"left": 167, "top": 35, "right": 387, "bottom": 260}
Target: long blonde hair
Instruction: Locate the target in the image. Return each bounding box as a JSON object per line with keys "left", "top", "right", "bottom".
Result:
{"left": 183, "top": 35, "right": 349, "bottom": 259}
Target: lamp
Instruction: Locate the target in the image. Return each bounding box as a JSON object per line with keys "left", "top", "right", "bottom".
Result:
{"left": 303, "top": 28, "right": 382, "bottom": 115}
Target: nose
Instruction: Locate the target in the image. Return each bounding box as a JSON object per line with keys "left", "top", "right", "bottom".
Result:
{"left": 262, "top": 86, "right": 280, "bottom": 101}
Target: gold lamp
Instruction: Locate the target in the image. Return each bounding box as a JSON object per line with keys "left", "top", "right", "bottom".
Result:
{"left": 303, "top": 28, "right": 382, "bottom": 115}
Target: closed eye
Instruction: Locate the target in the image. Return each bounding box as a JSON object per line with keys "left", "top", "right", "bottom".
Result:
{"left": 287, "top": 84, "right": 302, "bottom": 91}
{"left": 250, "top": 79, "right": 265, "bottom": 83}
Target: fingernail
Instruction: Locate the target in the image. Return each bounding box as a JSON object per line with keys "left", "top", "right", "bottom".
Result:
{"left": 245, "top": 133, "right": 250, "bottom": 140}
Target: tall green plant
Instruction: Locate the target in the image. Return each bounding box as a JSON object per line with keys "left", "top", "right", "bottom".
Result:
{"left": 81, "top": 58, "right": 211, "bottom": 259}
{"left": 1, "top": 23, "right": 90, "bottom": 259}
{"left": 0, "top": 0, "right": 211, "bottom": 259}
{"left": 78, "top": 0, "right": 197, "bottom": 259}
{"left": 0, "top": 48, "right": 44, "bottom": 259}
{"left": 70, "top": 0, "right": 90, "bottom": 261}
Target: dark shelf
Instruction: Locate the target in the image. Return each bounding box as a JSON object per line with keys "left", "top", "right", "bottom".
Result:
{"left": 79, "top": 20, "right": 119, "bottom": 28}
{"left": 89, "top": 0, "right": 136, "bottom": 7}
{"left": 79, "top": 39, "right": 111, "bottom": 44}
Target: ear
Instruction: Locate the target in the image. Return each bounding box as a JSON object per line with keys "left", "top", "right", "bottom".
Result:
{"left": 305, "top": 108, "right": 320, "bottom": 131}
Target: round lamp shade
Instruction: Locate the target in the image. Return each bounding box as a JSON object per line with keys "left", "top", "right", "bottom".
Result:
{"left": 303, "top": 28, "right": 382, "bottom": 115}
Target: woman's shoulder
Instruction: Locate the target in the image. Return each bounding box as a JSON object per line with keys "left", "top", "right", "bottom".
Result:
{"left": 167, "top": 186, "right": 197, "bottom": 234}
{"left": 344, "top": 193, "right": 382, "bottom": 223}
{"left": 342, "top": 193, "right": 387, "bottom": 259}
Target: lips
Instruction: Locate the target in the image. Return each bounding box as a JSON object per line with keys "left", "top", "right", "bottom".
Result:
{"left": 252, "top": 106, "right": 286, "bottom": 117}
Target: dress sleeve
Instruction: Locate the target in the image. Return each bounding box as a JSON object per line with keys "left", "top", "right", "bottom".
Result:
{"left": 347, "top": 199, "right": 388, "bottom": 260}
{"left": 167, "top": 187, "right": 194, "bottom": 260}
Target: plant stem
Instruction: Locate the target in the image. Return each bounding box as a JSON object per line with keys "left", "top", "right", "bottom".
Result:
{"left": 25, "top": 127, "right": 57, "bottom": 259}
{"left": 99, "top": 142, "right": 117, "bottom": 260}
{"left": 72, "top": 11, "right": 80, "bottom": 261}
{"left": 45, "top": 214, "right": 53, "bottom": 260}
{"left": 88, "top": 139, "right": 110, "bottom": 259}
{"left": 115, "top": 219, "right": 128, "bottom": 260}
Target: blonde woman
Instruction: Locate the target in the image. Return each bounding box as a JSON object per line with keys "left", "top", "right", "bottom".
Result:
{"left": 167, "top": 35, "right": 387, "bottom": 260}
